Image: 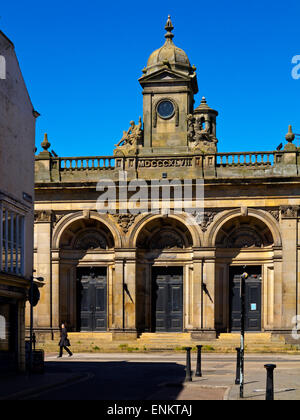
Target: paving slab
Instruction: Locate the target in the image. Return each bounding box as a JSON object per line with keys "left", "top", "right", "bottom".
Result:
{"left": 2, "top": 353, "right": 299, "bottom": 400}
{"left": 0, "top": 369, "right": 87, "bottom": 400}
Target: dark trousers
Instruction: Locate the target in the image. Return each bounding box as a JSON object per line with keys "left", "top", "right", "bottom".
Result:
{"left": 59, "top": 346, "right": 72, "bottom": 357}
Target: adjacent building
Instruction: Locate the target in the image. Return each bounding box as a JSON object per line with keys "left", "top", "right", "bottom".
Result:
{"left": 33, "top": 17, "right": 300, "bottom": 345}
{"left": 0, "top": 30, "right": 37, "bottom": 371}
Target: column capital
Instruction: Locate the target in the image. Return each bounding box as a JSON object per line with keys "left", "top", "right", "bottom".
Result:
{"left": 280, "top": 205, "right": 299, "bottom": 219}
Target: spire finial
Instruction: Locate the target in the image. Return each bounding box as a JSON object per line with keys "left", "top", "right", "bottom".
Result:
{"left": 285, "top": 125, "right": 295, "bottom": 143}
{"left": 41, "top": 133, "right": 51, "bottom": 151}
{"left": 165, "top": 15, "right": 174, "bottom": 41}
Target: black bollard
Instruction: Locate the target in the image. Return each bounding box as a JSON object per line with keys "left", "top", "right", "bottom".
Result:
{"left": 33, "top": 332, "right": 36, "bottom": 351}
{"left": 184, "top": 347, "right": 192, "bottom": 382}
{"left": 264, "top": 364, "right": 276, "bottom": 400}
{"left": 195, "top": 345, "right": 203, "bottom": 377}
{"left": 235, "top": 347, "right": 241, "bottom": 385}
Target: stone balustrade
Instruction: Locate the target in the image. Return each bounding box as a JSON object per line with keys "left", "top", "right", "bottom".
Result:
{"left": 60, "top": 157, "right": 115, "bottom": 170}
{"left": 216, "top": 151, "right": 274, "bottom": 166}
{"left": 35, "top": 149, "right": 299, "bottom": 183}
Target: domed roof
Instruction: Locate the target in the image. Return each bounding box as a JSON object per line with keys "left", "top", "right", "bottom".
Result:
{"left": 194, "top": 97, "right": 218, "bottom": 115}
{"left": 144, "top": 16, "right": 192, "bottom": 76}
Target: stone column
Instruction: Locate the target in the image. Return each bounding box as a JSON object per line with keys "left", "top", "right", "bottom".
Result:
{"left": 202, "top": 255, "right": 216, "bottom": 333}
{"left": 29, "top": 212, "right": 52, "bottom": 337}
{"left": 298, "top": 221, "right": 300, "bottom": 326}
{"left": 51, "top": 251, "right": 60, "bottom": 330}
{"left": 111, "top": 249, "right": 137, "bottom": 340}
{"left": 190, "top": 250, "right": 203, "bottom": 330}
{"left": 143, "top": 94, "right": 152, "bottom": 148}
{"left": 124, "top": 251, "right": 137, "bottom": 331}
{"left": 189, "top": 248, "right": 216, "bottom": 339}
{"left": 280, "top": 206, "right": 299, "bottom": 331}
{"left": 273, "top": 248, "right": 283, "bottom": 330}
{"left": 111, "top": 256, "right": 124, "bottom": 331}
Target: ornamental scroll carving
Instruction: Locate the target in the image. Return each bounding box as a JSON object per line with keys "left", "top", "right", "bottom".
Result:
{"left": 280, "top": 206, "right": 299, "bottom": 219}
{"left": 35, "top": 210, "right": 70, "bottom": 227}
{"left": 266, "top": 209, "right": 280, "bottom": 222}
{"left": 113, "top": 213, "right": 137, "bottom": 233}
{"left": 191, "top": 210, "right": 219, "bottom": 232}
{"left": 34, "top": 210, "right": 54, "bottom": 223}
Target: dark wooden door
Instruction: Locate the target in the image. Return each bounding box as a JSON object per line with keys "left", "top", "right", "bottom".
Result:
{"left": 77, "top": 268, "right": 107, "bottom": 332}
{"left": 230, "top": 267, "right": 262, "bottom": 332}
{"left": 152, "top": 267, "right": 183, "bottom": 332}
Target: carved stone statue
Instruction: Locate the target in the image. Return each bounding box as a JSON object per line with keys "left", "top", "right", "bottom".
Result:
{"left": 187, "top": 115, "right": 218, "bottom": 153}
{"left": 187, "top": 97, "right": 219, "bottom": 153}
{"left": 194, "top": 117, "right": 210, "bottom": 143}
{"left": 115, "top": 117, "right": 143, "bottom": 149}
{"left": 187, "top": 114, "right": 195, "bottom": 143}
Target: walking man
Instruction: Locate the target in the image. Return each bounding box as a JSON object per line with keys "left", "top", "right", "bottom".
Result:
{"left": 58, "top": 322, "right": 73, "bottom": 358}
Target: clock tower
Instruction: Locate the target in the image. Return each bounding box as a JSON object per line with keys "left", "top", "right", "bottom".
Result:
{"left": 139, "top": 16, "right": 198, "bottom": 154}
{"left": 114, "top": 16, "right": 218, "bottom": 157}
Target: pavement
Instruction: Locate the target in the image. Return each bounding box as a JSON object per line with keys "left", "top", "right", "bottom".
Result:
{"left": 0, "top": 368, "right": 88, "bottom": 401}
{"left": 0, "top": 353, "right": 299, "bottom": 400}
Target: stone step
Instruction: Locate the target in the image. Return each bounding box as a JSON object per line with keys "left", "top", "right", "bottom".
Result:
{"left": 217, "top": 333, "right": 274, "bottom": 343}
{"left": 68, "top": 333, "right": 113, "bottom": 341}
{"left": 140, "top": 333, "right": 191, "bottom": 337}
{"left": 36, "top": 331, "right": 297, "bottom": 354}
{"left": 37, "top": 338, "right": 296, "bottom": 354}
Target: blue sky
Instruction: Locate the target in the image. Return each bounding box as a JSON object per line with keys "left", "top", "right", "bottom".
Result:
{"left": 1, "top": 0, "right": 300, "bottom": 156}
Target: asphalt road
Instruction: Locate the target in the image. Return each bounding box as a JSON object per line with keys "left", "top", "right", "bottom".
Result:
{"left": 27, "top": 359, "right": 187, "bottom": 400}
{"left": 25, "top": 353, "right": 300, "bottom": 401}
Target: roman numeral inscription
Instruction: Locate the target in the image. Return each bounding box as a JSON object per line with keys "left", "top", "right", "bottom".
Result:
{"left": 138, "top": 158, "right": 193, "bottom": 168}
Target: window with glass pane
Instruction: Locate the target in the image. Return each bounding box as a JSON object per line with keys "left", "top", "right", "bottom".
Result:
{"left": 0, "top": 205, "right": 25, "bottom": 276}
{"left": 0, "top": 304, "right": 10, "bottom": 352}
{"left": 1, "top": 208, "right": 4, "bottom": 271}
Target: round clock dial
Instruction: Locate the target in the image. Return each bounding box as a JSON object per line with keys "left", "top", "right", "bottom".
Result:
{"left": 157, "top": 100, "right": 175, "bottom": 119}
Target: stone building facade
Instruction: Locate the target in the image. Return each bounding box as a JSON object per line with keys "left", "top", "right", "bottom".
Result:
{"left": 0, "top": 30, "right": 37, "bottom": 371}
{"left": 33, "top": 17, "right": 299, "bottom": 343}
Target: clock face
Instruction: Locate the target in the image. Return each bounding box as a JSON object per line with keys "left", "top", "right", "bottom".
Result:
{"left": 157, "top": 100, "right": 175, "bottom": 119}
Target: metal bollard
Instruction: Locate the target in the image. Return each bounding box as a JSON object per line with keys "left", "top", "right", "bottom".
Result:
{"left": 235, "top": 347, "right": 241, "bottom": 385}
{"left": 195, "top": 345, "right": 203, "bottom": 377}
{"left": 33, "top": 332, "right": 36, "bottom": 351}
{"left": 184, "top": 347, "right": 192, "bottom": 382}
{"left": 264, "top": 364, "right": 276, "bottom": 400}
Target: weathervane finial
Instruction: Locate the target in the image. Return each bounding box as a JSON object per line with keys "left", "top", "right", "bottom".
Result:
{"left": 165, "top": 15, "right": 174, "bottom": 41}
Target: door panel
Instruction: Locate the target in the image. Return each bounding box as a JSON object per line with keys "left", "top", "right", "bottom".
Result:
{"left": 80, "top": 280, "right": 93, "bottom": 332}
{"left": 152, "top": 268, "right": 183, "bottom": 332}
{"left": 94, "top": 279, "right": 107, "bottom": 331}
{"left": 246, "top": 282, "right": 262, "bottom": 331}
{"left": 77, "top": 268, "right": 107, "bottom": 332}
{"left": 230, "top": 280, "right": 242, "bottom": 331}
{"left": 230, "top": 267, "right": 262, "bottom": 332}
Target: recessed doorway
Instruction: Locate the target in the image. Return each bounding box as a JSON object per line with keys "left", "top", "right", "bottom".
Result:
{"left": 230, "top": 266, "right": 262, "bottom": 332}
{"left": 77, "top": 267, "right": 107, "bottom": 332}
{"left": 152, "top": 267, "right": 183, "bottom": 332}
